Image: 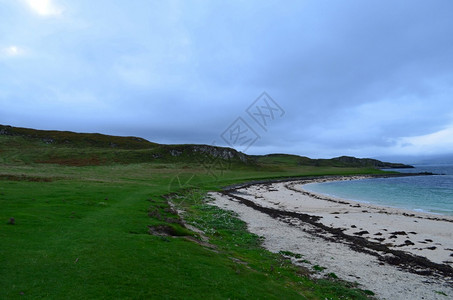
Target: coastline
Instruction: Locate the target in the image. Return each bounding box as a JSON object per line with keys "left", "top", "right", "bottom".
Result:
{"left": 302, "top": 174, "right": 453, "bottom": 217}
{"left": 208, "top": 175, "right": 453, "bottom": 299}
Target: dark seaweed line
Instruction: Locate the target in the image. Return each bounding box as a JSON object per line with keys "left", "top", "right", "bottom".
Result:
{"left": 221, "top": 188, "right": 453, "bottom": 280}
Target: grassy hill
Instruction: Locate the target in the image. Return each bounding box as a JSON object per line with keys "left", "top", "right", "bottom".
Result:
{"left": 254, "top": 153, "right": 413, "bottom": 169}
{"left": 0, "top": 125, "right": 396, "bottom": 299}
{"left": 0, "top": 124, "right": 156, "bottom": 149}
{"left": 0, "top": 125, "right": 252, "bottom": 167}
{"left": 0, "top": 124, "right": 411, "bottom": 169}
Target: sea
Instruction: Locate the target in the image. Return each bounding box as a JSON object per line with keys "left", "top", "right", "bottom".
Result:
{"left": 303, "top": 165, "right": 453, "bottom": 216}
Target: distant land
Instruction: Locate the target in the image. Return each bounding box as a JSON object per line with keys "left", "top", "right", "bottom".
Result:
{"left": 375, "top": 154, "right": 453, "bottom": 166}
{"left": 0, "top": 124, "right": 412, "bottom": 169}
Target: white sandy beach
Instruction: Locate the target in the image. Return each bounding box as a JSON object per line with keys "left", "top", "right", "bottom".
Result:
{"left": 208, "top": 176, "right": 453, "bottom": 300}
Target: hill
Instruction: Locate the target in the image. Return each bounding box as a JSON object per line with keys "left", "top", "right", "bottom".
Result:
{"left": 0, "top": 124, "right": 411, "bottom": 169}
{"left": 0, "top": 124, "right": 155, "bottom": 149}
{"left": 0, "top": 124, "right": 251, "bottom": 166}
{"left": 253, "top": 154, "right": 412, "bottom": 169}
{"left": 0, "top": 124, "right": 394, "bottom": 299}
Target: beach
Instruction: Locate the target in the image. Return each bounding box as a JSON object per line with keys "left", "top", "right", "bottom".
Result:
{"left": 208, "top": 176, "right": 453, "bottom": 300}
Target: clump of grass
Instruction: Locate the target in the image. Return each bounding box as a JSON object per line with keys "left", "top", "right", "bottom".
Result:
{"left": 279, "top": 250, "right": 303, "bottom": 259}
{"left": 363, "top": 290, "right": 375, "bottom": 296}
{"left": 299, "top": 259, "right": 311, "bottom": 264}
{"left": 148, "top": 208, "right": 162, "bottom": 219}
{"left": 148, "top": 224, "right": 192, "bottom": 237}
{"left": 435, "top": 290, "right": 448, "bottom": 296}
{"left": 313, "top": 265, "right": 327, "bottom": 272}
{"left": 327, "top": 272, "right": 338, "bottom": 279}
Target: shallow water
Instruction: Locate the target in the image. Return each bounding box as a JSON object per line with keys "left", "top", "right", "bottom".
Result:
{"left": 303, "top": 165, "right": 453, "bottom": 216}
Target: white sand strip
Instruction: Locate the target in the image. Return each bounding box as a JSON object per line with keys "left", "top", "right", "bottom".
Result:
{"left": 207, "top": 176, "right": 453, "bottom": 300}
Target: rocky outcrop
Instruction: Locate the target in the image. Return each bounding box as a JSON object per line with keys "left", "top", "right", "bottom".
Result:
{"left": 165, "top": 144, "right": 250, "bottom": 163}
{"left": 0, "top": 125, "right": 12, "bottom": 136}
{"left": 191, "top": 145, "right": 248, "bottom": 162}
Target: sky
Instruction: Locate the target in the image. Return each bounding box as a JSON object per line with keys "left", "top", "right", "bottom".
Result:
{"left": 1, "top": 0, "right": 453, "bottom": 159}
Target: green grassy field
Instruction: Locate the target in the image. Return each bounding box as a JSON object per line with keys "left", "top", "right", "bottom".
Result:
{"left": 0, "top": 127, "right": 384, "bottom": 299}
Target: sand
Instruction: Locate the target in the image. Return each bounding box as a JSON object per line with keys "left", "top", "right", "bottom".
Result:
{"left": 207, "top": 176, "right": 453, "bottom": 300}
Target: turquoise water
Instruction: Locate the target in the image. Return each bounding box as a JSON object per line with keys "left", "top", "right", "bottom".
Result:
{"left": 303, "top": 165, "right": 453, "bottom": 216}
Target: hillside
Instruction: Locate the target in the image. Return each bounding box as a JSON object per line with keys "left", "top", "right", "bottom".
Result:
{"left": 0, "top": 124, "right": 412, "bottom": 169}
{"left": 0, "top": 124, "right": 155, "bottom": 149}
{"left": 0, "top": 124, "right": 395, "bottom": 299}
{"left": 0, "top": 124, "right": 251, "bottom": 166}
{"left": 252, "top": 154, "right": 413, "bottom": 169}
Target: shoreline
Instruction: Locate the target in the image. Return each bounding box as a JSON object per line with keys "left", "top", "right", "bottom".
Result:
{"left": 209, "top": 175, "right": 453, "bottom": 299}
{"left": 301, "top": 175, "right": 453, "bottom": 218}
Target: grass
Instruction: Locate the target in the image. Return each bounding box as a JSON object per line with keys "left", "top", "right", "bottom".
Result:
{"left": 313, "top": 265, "right": 327, "bottom": 272}
{"left": 0, "top": 127, "right": 386, "bottom": 299}
{"left": 434, "top": 291, "right": 448, "bottom": 297}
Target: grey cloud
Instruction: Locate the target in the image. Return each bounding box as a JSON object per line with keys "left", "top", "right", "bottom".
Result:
{"left": 1, "top": 0, "right": 453, "bottom": 157}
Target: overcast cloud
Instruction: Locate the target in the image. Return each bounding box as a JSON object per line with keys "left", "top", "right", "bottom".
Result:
{"left": 1, "top": 0, "right": 453, "bottom": 158}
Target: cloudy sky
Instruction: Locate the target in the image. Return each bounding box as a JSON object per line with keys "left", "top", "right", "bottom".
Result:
{"left": 1, "top": 0, "right": 453, "bottom": 159}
